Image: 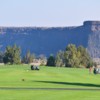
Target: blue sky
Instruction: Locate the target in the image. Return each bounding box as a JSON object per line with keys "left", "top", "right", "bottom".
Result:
{"left": 0, "top": 0, "right": 100, "bottom": 26}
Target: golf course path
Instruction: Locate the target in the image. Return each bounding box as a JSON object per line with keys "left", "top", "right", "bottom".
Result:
{"left": 0, "top": 87, "right": 100, "bottom": 91}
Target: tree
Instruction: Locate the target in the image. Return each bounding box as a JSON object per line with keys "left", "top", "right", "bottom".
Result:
{"left": 77, "top": 46, "right": 92, "bottom": 68}
{"left": 64, "top": 44, "right": 93, "bottom": 68}
{"left": 64, "top": 44, "right": 79, "bottom": 67}
{"left": 12, "top": 45, "right": 21, "bottom": 64}
{"left": 22, "top": 50, "right": 35, "bottom": 64}
{"left": 47, "top": 55, "right": 55, "bottom": 66}
{"left": 55, "top": 51, "right": 65, "bottom": 67}
{"left": 0, "top": 52, "right": 4, "bottom": 63}
{"left": 3, "top": 45, "right": 21, "bottom": 64}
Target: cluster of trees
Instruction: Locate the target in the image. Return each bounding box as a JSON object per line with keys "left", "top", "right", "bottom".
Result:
{"left": 0, "top": 44, "right": 93, "bottom": 68}
{"left": 0, "top": 45, "right": 35, "bottom": 64}
{"left": 3, "top": 45, "right": 21, "bottom": 64}
{"left": 47, "top": 44, "right": 93, "bottom": 68}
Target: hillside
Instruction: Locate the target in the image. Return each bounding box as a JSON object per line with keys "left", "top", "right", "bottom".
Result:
{"left": 0, "top": 21, "right": 100, "bottom": 57}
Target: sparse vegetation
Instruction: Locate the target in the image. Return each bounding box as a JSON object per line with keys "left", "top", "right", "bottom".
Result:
{"left": 22, "top": 50, "right": 35, "bottom": 64}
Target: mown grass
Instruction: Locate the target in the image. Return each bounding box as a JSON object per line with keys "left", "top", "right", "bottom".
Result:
{"left": 0, "top": 65, "right": 99, "bottom": 100}
{"left": 0, "top": 90, "right": 100, "bottom": 100}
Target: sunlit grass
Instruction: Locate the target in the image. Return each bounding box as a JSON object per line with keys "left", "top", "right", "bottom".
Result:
{"left": 0, "top": 65, "right": 99, "bottom": 100}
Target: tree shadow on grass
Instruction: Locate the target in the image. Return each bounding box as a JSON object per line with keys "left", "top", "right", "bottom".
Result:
{"left": 34, "top": 80, "right": 100, "bottom": 88}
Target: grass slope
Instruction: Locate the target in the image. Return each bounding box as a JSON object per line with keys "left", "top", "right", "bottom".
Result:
{"left": 0, "top": 65, "right": 99, "bottom": 100}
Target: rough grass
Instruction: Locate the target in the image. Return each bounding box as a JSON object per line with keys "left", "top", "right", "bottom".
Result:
{"left": 0, "top": 65, "right": 99, "bottom": 100}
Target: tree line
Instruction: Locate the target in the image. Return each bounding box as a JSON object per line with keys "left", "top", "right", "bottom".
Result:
{"left": 0, "top": 44, "right": 35, "bottom": 64}
{"left": 47, "top": 44, "right": 94, "bottom": 68}
{"left": 0, "top": 44, "right": 94, "bottom": 68}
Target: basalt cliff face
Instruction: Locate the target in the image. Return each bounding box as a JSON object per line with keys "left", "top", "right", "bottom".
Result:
{"left": 0, "top": 21, "right": 100, "bottom": 57}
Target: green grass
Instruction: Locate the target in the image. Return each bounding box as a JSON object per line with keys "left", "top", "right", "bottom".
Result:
{"left": 0, "top": 65, "right": 100, "bottom": 100}
{"left": 0, "top": 90, "right": 100, "bottom": 100}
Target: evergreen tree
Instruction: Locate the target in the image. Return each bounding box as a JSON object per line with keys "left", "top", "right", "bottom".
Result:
{"left": 47, "top": 55, "right": 55, "bottom": 66}
{"left": 3, "top": 44, "right": 21, "bottom": 64}
{"left": 0, "top": 52, "right": 4, "bottom": 63}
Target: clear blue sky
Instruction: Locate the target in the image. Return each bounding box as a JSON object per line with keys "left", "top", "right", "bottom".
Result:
{"left": 0, "top": 0, "right": 100, "bottom": 27}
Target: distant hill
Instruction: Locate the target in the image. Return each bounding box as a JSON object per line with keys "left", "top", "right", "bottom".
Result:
{"left": 0, "top": 21, "right": 100, "bottom": 58}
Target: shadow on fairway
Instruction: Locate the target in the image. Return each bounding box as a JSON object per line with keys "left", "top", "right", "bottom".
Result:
{"left": 34, "top": 81, "right": 100, "bottom": 88}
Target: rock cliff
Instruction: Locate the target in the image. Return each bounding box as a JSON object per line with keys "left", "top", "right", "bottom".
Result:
{"left": 0, "top": 21, "right": 100, "bottom": 57}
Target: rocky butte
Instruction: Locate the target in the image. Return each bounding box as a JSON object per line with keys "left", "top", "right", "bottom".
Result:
{"left": 0, "top": 21, "right": 100, "bottom": 58}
